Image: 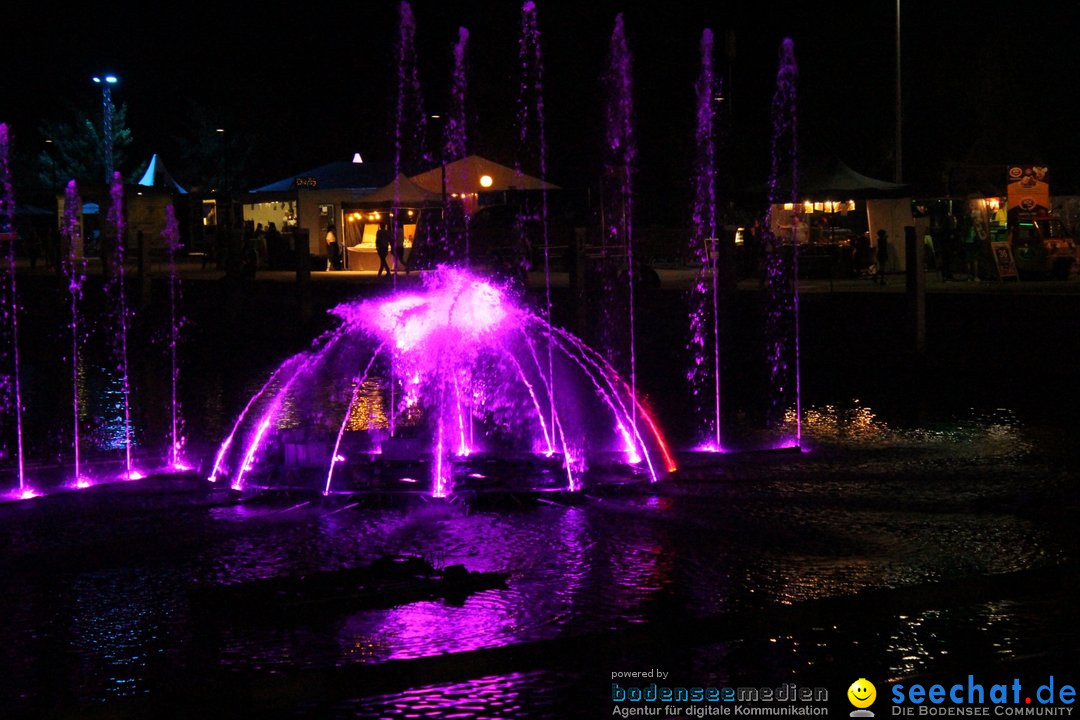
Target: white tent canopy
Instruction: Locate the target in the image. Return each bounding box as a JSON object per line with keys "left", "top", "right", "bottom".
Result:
{"left": 137, "top": 154, "right": 187, "bottom": 194}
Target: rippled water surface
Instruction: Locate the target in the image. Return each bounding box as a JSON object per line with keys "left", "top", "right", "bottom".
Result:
{"left": 1, "top": 399, "right": 1077, "bottom": 717}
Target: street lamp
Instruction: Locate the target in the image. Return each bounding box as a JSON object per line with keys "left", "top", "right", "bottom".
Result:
{"left": 92, "top": 74, "right": 118, "bottom": 183}
{"left": 215, "top": 128, "right": 226, "bottom": 190}
{"left": 215, "top": 128, "right": 230, "bottom": 227}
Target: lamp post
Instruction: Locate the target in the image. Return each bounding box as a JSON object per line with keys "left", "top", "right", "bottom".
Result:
{"left": 895, "top": 0, "right": 902, "bottom": 183}
{"left": 216, "top": 128, "right": 229, "bottom": 227}
{"left": 92, "top": 75, "right": 118, "bottom": 183}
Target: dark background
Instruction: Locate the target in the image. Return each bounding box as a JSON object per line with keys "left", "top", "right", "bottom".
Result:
{"left": 4, "top": 1, "right": 1080, "bottom": 221}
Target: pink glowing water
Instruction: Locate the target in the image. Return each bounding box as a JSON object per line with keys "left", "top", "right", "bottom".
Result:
{"left": 687, "top": 29, "right": 723, "bottom": 451}
{"left": 516, "top": 0, "right": 555, "bottom": 451}
{"left": 106, "top": 173, "right": 134, "bottom": 475}
{"left": 763, "top": 38, "right": 801, "bottom": 445}
{"left": 444, "top": 26, "right": 470, "bottom": 262}
{"left": 212, "top": 267, "right": 675, "bottom": 495}
{"left": 62, "top": 180, "right": 86, "bottom": 486}
{"left": 603, "top": 14, "right": 638, "bottom": 438}
{"left": 162, "top": 204, "right": 185, "bottom": 470}
{"left": 0, "top": 123, "right": 26, "bottom": 495}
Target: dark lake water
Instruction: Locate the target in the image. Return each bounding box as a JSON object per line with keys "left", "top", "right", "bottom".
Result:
{"left": 0, "top": 275, "right": 1078, "bottom": 717}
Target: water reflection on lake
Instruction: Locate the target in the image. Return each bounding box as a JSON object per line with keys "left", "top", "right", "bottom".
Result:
{"left": 0, "top": 401, "right": 1076, "bottom": 717}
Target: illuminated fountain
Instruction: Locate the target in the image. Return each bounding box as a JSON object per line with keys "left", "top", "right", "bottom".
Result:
{"left": 208, "top": 268, "right": 676, "bottom": 497}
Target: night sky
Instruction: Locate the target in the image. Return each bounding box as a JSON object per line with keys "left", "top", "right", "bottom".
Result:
{"left": 5, "top": 1, "right": 1080, "bottom": 220}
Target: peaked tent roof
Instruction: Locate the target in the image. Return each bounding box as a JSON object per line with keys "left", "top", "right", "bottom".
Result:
{"left": 137, "top": 153, "right": 187, "bottom": 194}
{"left": 409, "top": 155, "right": 560, "bottom": 196}
{"left": 250, "top": 160, "right": 389, "bottom": 193}
{"left": 353, "top": 174, "right": 442, "bottom": 205}
{"left": 797, "top": 158, "right": 906, "bottom": 197}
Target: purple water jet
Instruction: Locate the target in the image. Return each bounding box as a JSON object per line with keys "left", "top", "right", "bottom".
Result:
{"left": 62, "top": 180, "right": 87, "bottom": 485}
{"left": 445, "top": 28, "right": 469, "bottom": 165}
{"left": 516, "top": 0, "right": 555, "bottom": 451}
{"left": 763, "top": 38, "right": 801, "bottom": 442}
{"left": 162, "top": 204, "right": 187, "bottom": 470}
{"left": 602, "top": 14, "right": 638, "bottom": 435}
{"left": 392, "top": 0, "right": 427, "bottom": 287}
{"left": 106, "top": 172, "right": 136, "bottom": 478}
{"left": 687, "top": 29, "right": 723, "bottom": 451}
{"left": 324, "top": 346, "right": 385, "bottom": 496}
{"left": 0, "top": 123, "right": 26, "bottom": 495}
{"left": 443, "top": 26, "right": 469, "bottom": 263}
{"left": 388, "top": 0, "right": 427, "bottom": 434}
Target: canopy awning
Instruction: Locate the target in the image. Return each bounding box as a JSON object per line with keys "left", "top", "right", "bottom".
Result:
{"left": 137, "top": 153, "right": 187, "bottom": 194}
{"left": 797, "top": 158, "right": 906, "bottom": 197}
{"left": 250, "top": 159, "right": 388, "bottom": 193}
{"left": 410, "top": 155, "right": 560, "bottom": 196}
{"left": 351, "top": 174, "right": 442, "bottom": 206}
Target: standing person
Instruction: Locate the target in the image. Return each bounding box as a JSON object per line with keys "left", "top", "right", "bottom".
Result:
{"left": 940, "top": 214, "right": 957, "bottom": 280}
{"left": 254, "top": 223, "right": 267, "bottom": 270}
{"left": 375, "top": 222, "right": 392, "bottom": 277}
{"left": 265, "top": 222, "right": 282, "bottom": 269}
{"left": 874, "top": 228, "right": 888, "bottom": 285}
{"left": 391, "top": 221, "right": 409, "bottom": 275}
{"left": 962, "top": 217, "right": 980, "bottom": 281}
{"left": 325, "top": 223, "right": 342, "bottom": 271}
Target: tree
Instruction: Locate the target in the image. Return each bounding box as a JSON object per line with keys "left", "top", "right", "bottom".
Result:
{"left": 34, "top": 100, "right": 136, "bottom": 189}
{"left": 172, "top": 100, "right": 255, "bottom": 192}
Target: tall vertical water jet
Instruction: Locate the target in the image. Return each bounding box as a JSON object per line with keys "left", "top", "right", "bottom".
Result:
{"left": 516, "top": 0, "right": 555, "bottom": 441}
{"left": 106, "top": 172, "right": 136, "bottom": 477}
{"left": 687, "top": 29, "right": 722, "bottom": 451}
{"left": 62, "top": 180, "right": 87, "bottom": 486}
{"left": 392, "top": 0, "right": 428, "bottom": 283}
{"left": 0, "top": 123, "right": 27, "bottom": 496}
{"left": 162, "top": 204, "right": 186, "bottom": 470}
{"left": 602, "top": 14, "right": 638, "bottom": 437}
{"left": 763, "top": 38, "right": 801, "bottom": 442}
{"left": 390, "top": 0, "right": 428, "bottom": 434}
{"left": 443, "top": 26, "right": 469, "bottom": 263}
{"left": 393, "top": 1, "right": 428, "bottom": 182}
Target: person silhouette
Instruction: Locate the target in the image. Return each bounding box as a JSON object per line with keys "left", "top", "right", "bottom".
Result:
{"left": 375, "top": 223, "right": 392, "bottom": 277}
{"left": 325, "top": 223, "right": 342, "bottom": 271}
{"left": 874, "top": 229, "right": 888, "bottom": 285}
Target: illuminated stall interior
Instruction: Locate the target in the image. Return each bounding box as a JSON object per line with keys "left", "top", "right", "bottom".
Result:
{"left": 244, "top": 158, "right": 386, "bottom": 258}
{"left": 341, "top": 174, "right": 441, "bottom": 270}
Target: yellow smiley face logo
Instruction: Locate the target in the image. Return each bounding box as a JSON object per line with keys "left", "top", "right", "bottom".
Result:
{"left": 848, "top": 678, "right": 876, "bottom": 708}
